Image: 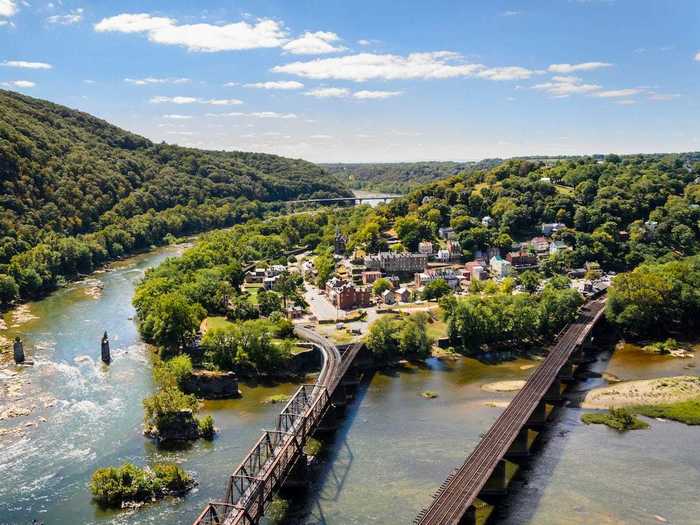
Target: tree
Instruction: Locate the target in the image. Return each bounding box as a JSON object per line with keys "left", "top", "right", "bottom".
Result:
{"left": 397, "top": 313, "right": 433, "bottom": 358}
{"left": 366, "top": 317, "right": 397, "bottom": 361}
{"left": 141, "top": 293, "right": 206, "bottom": 350}
{"left": 257, "top": 289, "right": 283, "bottom": 316}
{"left": 274, "top": 271, "right": 304, "bottom": 311}
{"left": 421, "top": 278, "right": 452, "bottom": 300}
{"left": 372, "top": 278, "right": 392, "bottom": 296}
{"left": 518, "top": 270, "right": 542, "bottom": 293}
{"left": 314, "top": 252, "right": 336, "bottom": 288}
{"left": 0, "top": 274, "right": 19, "bottom": 306}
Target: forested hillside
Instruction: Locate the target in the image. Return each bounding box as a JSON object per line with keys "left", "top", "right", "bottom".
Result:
{"left": 322, "top": 160, "right": 501, "bottom": 194}
{"left": 0, "top": 90, "right": 351, "bottom": 305}
{"left": 383, "top": 153, "right": 700, "bottom": 270}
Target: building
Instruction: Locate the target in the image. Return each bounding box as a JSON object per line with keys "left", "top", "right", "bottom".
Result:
{"left": 530, "top": 236, "right": 550, "bottom": 254}
{"left": 395, "top": 287, "right": 410, "bottom": 303}
{"left": 507, "top": 251, "right": 538, "bottom": 268}
{"left": 245, "top": 268, "right": 266, "bottom": 283}
{"left": 481, "top": 216, "right": 495, "bottom": 228}
{"left": 334, "top": 227, "right": 347, "bottom": 255}
{"left": 446, "top": 240, "right": 462, "bottom": 261}
{"left": 490, "top": 256, "right": 512, "bottom": 278}
{"left": 361, "top": 270, "right": 383, "bottom": 285}
{"left": 541, "top": 222, "right": 566, "bottom": 236}
{"left": 326, "top": 277, "right": 371, "bottom": 310}
{"left": 364, "top": 252, "right": 428, "bottom": 273}
{"left": 381, "top": 289, "right": 396, "bottom": 305}
{"left": 263, "top": 275, "right": 279, "bottom": 290}
{"left": 438, "top": 227, "right": 456, "bottom": 240}
{"left": 415, "top": 268, "right": 459, "bottom": 288}
{"left": 436, "top": 249, "right": 451, "bottom": 262}
{"left": 418, "top": 241, "right": 434, "bottom": 255}
{"left": 465, "top": 260, "right": 488, "bottom": 281}
{"left": 549, "top": 240, "right": 568, "bottom": 255}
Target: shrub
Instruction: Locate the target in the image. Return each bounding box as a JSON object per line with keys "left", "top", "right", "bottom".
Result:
{"left": 267, "top": 497, "right": 290, "bottom": 524}
{"left": 198, "top": 415, "right": 215, "bottom": 440}
{"left": 581, "top": 407, "right": 648, "bottom": 431}
{"left": 304, "top": 437, "right": 322, "bottom": 457}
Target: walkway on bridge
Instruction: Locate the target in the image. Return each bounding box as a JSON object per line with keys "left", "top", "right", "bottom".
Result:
{"left": 192, "top": 326, "right": 363, "bottom": 525}
{"left": 415, "top": 297, "right": 606, "bottom": 525}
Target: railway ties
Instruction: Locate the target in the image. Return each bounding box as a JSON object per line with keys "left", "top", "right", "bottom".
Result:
{"left": 415, "top": 297, "right": 606, "bottom": 525}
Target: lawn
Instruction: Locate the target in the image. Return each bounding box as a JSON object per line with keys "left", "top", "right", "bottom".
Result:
{"left": 200, "top": 316, "right": 236, "bottom": 333}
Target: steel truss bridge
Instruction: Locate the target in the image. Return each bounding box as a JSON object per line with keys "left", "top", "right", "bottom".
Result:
{"left": 192, "top": 326, "right": 362, "bottom": 525}
{"left": 414, "top": 296, "right": 607, "bottom": 525}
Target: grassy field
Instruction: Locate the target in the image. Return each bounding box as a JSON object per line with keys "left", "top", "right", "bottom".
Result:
{"left": 200, "top": 316, "right": 236, "bottom": 333}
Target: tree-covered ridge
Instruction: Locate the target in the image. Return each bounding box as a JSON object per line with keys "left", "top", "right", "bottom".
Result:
{"left": 384, "top": 153, "right": 700, "bottom": 271}
{"left": 322, "top": 160, "right": 501, "bottom": 194}
{"left": 0, "top": 89, "right": 350, "bottom": 261}
{"left": 0, "top": 90, "right": 351, "bottom": 306}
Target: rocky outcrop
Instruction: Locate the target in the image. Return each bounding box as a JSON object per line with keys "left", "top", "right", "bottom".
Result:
{"left": 182, "top": 370, "right": 241, "bottom": 399}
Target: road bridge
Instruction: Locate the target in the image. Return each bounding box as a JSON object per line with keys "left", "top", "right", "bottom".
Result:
{"left": 415, "top": 296, "right": 607, "bottom": 525}
{"left": 283, "top": 196, "right": 397, "bottom": 206}
{"left": 192, "top": 327, "right": 364, "bottom": 525}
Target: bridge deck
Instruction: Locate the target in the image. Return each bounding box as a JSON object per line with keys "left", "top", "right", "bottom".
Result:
{"left": 415, "top": 298, "right": 606, "bottom": 525}
{"left": 193, "top": 328, "right": 362, "bottom": 525}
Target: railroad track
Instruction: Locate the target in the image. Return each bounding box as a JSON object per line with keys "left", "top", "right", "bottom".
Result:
{"left": 193, "top": 327, "right": 361, "bottom": 525}
{"left": 415, "top": 299, "right": 606, "bottom": 525}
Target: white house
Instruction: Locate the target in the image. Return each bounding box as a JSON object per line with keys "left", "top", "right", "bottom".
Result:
{"left": 541, "top": 223, "right": 566, "bottom": 236}
{"left": 481, "top": 216, "right": 495, "bottom": 228}
{"left": 418, "top": 241, "right": 434, "bottom": 255}
{"left": 436, "top": 249, "right": 451, "bottom": 262}
{"left": 489, "top": 256, "right": 512, "bottom": 278}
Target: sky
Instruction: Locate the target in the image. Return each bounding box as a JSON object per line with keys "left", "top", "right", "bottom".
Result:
{"left": 1, "top": 0, "right": 699, "bottom": 163}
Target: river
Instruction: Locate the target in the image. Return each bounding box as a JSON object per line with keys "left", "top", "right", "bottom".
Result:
{"left": 1, "top": 245, "right": 698, "bottom": 524}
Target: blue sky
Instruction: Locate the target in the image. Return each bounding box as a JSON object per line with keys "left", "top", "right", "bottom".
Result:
{"left": 1, "top": 0, "right": 698, "bottom": 162}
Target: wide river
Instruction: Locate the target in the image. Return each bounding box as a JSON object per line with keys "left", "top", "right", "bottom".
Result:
{"left": 1, "top": 244, "right": 699, "bottom": 525}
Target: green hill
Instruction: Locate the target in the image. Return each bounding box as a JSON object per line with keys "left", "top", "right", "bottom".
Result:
{"left": 0, "top": 89, "right": 350, "bottom": 305}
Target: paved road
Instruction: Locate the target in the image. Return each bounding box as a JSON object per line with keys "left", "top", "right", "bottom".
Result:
{"left": 304, "top": 283, "right": 340, "bottom": 321}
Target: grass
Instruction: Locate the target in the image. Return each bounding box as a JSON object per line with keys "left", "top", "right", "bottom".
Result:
{"left": 633, "top": 398, "right": 700, "bottom": 425}
{"left": 581, "top": 407, "right": 649, "bottom": 431}
{"left": 554, "top": 183, "right": 574, "bottom": 196}
{"left": 421, "top": 390, "right": 439, "bottom": 399}
{"left": 200, "top": 316, "right": 235, "bottom": 333}
{"left": 304, "top": 437, "right": 323, "bottom": 456}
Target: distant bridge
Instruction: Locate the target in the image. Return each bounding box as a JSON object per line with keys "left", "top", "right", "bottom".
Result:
{"left": 415, "top": 296, "right": 607, "bottom": 525}
{"left": 192, "top": 327, "right": 364, "bottom": 525}
{"left": 283, "top": 195, "right": 398, "bottom": 206}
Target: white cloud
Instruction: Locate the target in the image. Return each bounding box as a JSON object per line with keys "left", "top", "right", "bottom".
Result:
{"left": 1, "top": 60, "right": 53, "bottom": 69}
{"left": 272, "top": 51, "right": 533, "bottom": 82}
{"left": 305, "top": 87, "right": 350, "bottom": 98}
{"left": 150, "top": 96, "right": 198, "bottom": 104}
{"left": 353, "top": 90, "right": 402, "bottom": 99}
{"left": 594, "top": 88, "right": 641, "bottom": 98}
{"left": 695, "top": 52, "right": 700, "bottom": 62}
{"left": 648, "top": 92, "right": 680, "bottom": 101}
{"left": 3, "top": 79, "right": 35, "bottom": 88}
{"left": 615, "top": 100, "right": 636, "bottom": 105}
{"left": 283, "top": 31, "right": 345, "bottom": 55}
{"left": 0, "top": 20, "right": 8, "bottom": 26}
{"left": 163, "top": 114, "right": 192, "bottom": 119}
{"left": 83, "top": 79, "right": 96, "bottom": 84}
{"left": 310, "top": 134, "right": 333, "bottom": 139}
{"left": 125, "top": 77, "right": 190, "bottom": 85}
{"left": 205, "top": 111, "right": 298, "bottom": 119}
{"left": 243, "top": 80, "right": 304, "bottom": 90}
{"left": 477, "top": 66, "right": 535, "bottom": 80}
{"left": 0, "top": 0, "right": 17, "bottom": 17}
{"left": 357, "top": 39, "right": 371, "bottom": 46}
{"left": 47, "top": 8, "right": 83, "bottom": 25}
{"left": 95, "top": 13, "right": 287, "bottom": 52}
{"left": 533, "top": 75, "right": 602, "bottom": 97}
{"left": 501, "top": 10, "right": 521, "bottom": 16}
{"left": 547, "top": 62, "right": 612, "bottom": 73}
{"left": 150, "top": 96, "right": 243, "bottom": 105}
{"left": 250, "top": 111, "right": 297, "bottom": 119}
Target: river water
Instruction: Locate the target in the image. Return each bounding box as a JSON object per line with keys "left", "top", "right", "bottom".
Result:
{"left": 1, "top": 245, "right": 698, "bottom": 525}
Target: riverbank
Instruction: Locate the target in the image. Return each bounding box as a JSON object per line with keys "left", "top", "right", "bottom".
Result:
{"left": 581, "top": 376, "right": 700, "bottom": 409}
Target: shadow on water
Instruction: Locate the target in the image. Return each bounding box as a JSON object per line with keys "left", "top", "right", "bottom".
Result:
{"left": 287, "top": 369, "right": 377, "bottom": 524}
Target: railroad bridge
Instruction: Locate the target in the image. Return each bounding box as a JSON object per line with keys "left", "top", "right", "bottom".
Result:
{"left": 415, "top": 296, "right": 607, "bottom": 525}
{"left": 192, "top": 326, "right": 366, "bottom": 525}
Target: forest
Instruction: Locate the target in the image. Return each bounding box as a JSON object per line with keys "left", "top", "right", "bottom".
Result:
{"left": 0, "top": 90, "right": 351, "bottom": 306}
